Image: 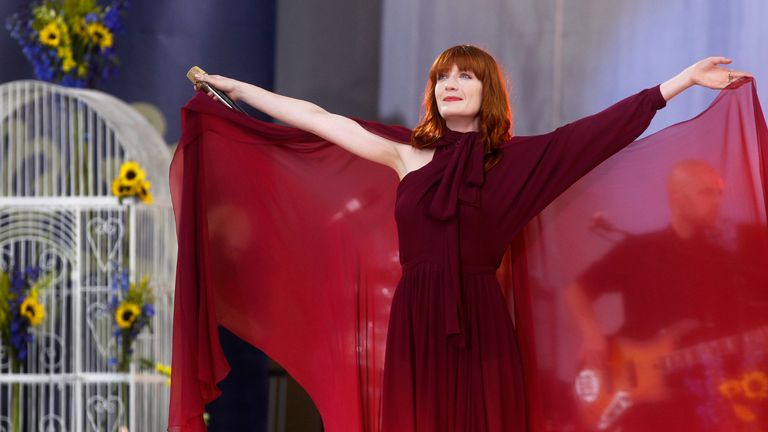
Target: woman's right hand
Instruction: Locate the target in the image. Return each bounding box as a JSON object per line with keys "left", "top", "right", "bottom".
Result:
{"left": 193, "top": 74, "right": 242, "bottom": 101}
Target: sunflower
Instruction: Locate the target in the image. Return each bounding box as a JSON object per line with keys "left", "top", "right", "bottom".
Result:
{"left": 118, "top": 161, "right": 145, "bottom": 187}
{"left": 70, "top": 18, "right": 86, "bottom": 36}
{"left": 136, "top": 180, "right": 153, "bottom": 205}
{"left": 741, "top": 371, "right": 768, "bottom": 400}
{"left": 86, "top": 22, "right": 113, "bottom": 50}
{"left": 115, "top": 302, "right": 140, "bottom": 329}
{"left": 39, "top": 22, "right": 62, "bottom": 47}
{"left": 19, "top": 295, "right": 45, "bottom": 326}
{"left": 112, "top": 178, "right": 137, "bottom": 198}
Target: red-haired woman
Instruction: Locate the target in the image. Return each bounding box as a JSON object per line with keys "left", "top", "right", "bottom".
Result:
{"left": 193, "top": 46, "right": 749, "bottom": 431}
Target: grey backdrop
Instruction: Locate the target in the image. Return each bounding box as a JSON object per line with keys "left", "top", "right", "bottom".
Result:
{"left": 379, "top": 0, "right": 768, "bottom": 136}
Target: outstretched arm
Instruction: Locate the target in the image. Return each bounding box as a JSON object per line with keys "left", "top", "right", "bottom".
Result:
{"left": 193, "top": 74, "right": 408, "bottom": 175}
{"left": 660, "top": 56, "right": 752, "bottom": 101}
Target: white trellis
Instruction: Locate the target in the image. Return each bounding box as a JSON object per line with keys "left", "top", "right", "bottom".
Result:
{"left": 0, "top": 80, "right": 176, "bottom": 432}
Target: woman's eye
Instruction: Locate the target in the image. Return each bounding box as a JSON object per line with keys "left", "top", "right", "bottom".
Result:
{"left": 460, "top": 73, "right": 473, "bottom": 79}
{"left": 437, "top": 74, "right": 447, "bottom": 80}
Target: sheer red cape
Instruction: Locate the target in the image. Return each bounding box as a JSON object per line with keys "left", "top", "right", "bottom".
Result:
{"left": 169, "top": 78, "right": 768, "bottom": 431}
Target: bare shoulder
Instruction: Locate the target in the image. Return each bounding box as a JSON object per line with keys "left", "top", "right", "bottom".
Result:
{"left": 394, "top": 143, "right": 436, "bottom": 180}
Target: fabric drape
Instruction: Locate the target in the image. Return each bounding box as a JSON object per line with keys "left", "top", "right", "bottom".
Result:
{"left": 169, "top": 78, "right": 768, "bottom": 431}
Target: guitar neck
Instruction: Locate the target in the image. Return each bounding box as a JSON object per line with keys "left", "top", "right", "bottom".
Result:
{"left": 657, "top": 325, "right": 768, "bottom": 373}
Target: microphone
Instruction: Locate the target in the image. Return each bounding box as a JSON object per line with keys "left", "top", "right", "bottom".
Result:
{"left": 186, "top": 66, "right": 248, "bottom": 115}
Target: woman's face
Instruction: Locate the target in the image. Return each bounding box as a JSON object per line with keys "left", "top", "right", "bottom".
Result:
{"left": 434, "top": 64, "right": 483, "bottom": 131}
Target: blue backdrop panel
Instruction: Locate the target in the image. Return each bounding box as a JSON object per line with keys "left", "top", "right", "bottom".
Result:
{"left": 0, "top": 0, "right": 276, "bottom": 143}
{"left": 1, "top": 2, "right": 275, "bottom": 431}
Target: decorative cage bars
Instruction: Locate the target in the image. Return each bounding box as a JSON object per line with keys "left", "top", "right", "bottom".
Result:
{"left": 0, "top": 80, "right": 176, "bottom": 432}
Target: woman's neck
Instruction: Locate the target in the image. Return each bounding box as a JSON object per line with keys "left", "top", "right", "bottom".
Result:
{"left": 444, "top": 117, "right": 480, "bottom": 133}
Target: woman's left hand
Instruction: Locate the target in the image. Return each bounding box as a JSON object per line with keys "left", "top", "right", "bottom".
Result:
{"left": 686, "top": 57, "right": 752, "bottom": 89}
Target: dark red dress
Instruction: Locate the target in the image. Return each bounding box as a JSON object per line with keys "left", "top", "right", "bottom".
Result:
{"left": 381, "top": 86, "right": 667, "bottom": 431}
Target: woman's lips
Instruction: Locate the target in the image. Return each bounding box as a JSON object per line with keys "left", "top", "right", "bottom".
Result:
{"left": 443, "top": 97, "right": 463, "bottom": 102}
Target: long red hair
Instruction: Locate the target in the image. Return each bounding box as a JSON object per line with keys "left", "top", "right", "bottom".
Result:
{"left": 412, "top": 45, "right": 512, "bottom": 171}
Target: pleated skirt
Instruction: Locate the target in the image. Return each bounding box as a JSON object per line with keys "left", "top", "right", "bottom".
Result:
{"left": 381, "top": 261, "right": 527, "bottom": 431}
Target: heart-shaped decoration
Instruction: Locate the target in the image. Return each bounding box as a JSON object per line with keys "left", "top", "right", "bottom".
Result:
{"left": 35, "top": 331, "right": 66, "bottom": 373}
{"left": 86, "top": 302, "right": 115, "bottom": 361}
{"left": 86, "top": 217, "right": 124, "bottom": 272}
{"left": 86, "top": 395, "right": 123, "bottom": 432}
{"left": 39, "top": 413, "right": 66, "bottom": 432}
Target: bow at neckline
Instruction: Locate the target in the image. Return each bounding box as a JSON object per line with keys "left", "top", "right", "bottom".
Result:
{"left": 427, "top": 129, "right": 486, "bottom": 221}
{"left": 404, "top": 128, "right": 489, "bottom": 348}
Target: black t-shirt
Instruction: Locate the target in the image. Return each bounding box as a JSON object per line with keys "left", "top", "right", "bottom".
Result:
{"left": 579, "top": 227, "right": 743, "bottom": 345}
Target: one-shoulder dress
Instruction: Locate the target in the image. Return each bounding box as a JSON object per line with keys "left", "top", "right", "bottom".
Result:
{"left": 380, "top": 85, "right": 667, "bottom": 431}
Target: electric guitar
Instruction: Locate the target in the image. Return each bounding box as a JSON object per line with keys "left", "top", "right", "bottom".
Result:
{"left": 573, "top": 322, "right": 768, "bottom": 430}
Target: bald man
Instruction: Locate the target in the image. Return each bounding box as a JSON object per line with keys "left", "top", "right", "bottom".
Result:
{"left": 566, "top": 160, "right": 766, "bottom": 431}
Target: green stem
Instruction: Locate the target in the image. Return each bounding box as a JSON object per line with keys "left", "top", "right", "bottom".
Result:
{"left": 10, "top": 357, "right": 20, "bottom": 432}
{"left": 121, "top": 381, "right": 129, "bottom": 428}
{"left": 118, "top": 330, "right": 131, "bottom": 426}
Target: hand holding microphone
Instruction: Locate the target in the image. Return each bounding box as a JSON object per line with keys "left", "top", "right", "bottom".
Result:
{"left": 187, "top": 66, "right": 248, "bottom": 114}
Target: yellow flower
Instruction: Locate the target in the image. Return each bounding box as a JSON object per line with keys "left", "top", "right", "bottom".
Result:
{"left": 115, "top": 302, "right": 140, "bottom": 329}
{"left": 155, "top": 362, "right": 172, "bottom": 376}
{"left": 719, "top": 379, "right": 743, "bottom": 399}
{"left": 70, "top": 18, "right": 85, "bottom": 36}
{"left": 20, "top": 296, "right": 45, "bottom": 326}
{"left": 77, "top": 64, "right": 88, "bottom": 78}
{"left": 137, "top": 180, "right": 153, "bottom": 205}
{"left": 86, "top": 22, "right": 113, "bottom": 50}
{"left": 62, "top": 57, "right": 76, "bottom": 73}
{"left": 112, "top": 178, "right": 137, "bottom": 198}
{"left": 118, "top": 161, "right": 145, "bottom": 187}
{"left": 39, "top": 22, "right": 62, "bottom": 47}
{"left": 56, "top": 47, "right": 76, "bottom": 73}
{"left": 56, "top": 46, "right": 72, "bottom": 59}
{"left": 741, "top": 371, "right": 768, "bottom": 400}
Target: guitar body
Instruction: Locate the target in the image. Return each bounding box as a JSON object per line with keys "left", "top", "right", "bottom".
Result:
{"left": 574, "top": 321, "right": 698, "bottom": 430}
{"left": 574, "top": 336, "right": 676, "bottom": 430}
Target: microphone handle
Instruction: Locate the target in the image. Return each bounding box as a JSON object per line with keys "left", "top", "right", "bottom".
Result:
{"left": 200, "top": 82, "right": 248, "bottom": 115}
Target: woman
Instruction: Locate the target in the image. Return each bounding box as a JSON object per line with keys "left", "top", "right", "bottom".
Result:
{"left": 191, "top": 46, "right": 749, "bottom": 431}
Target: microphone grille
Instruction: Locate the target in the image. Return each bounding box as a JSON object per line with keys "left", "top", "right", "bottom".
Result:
{"left": 186, "top": 66, "right": 207, "bottom": 84}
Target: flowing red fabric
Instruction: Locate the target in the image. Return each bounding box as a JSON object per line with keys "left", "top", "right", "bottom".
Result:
{"left": 169, "top": 78, "right": 768, "bottom": 431}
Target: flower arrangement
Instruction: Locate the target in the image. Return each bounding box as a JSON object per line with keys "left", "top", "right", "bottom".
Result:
{"left": 112, "top": 161, "right": 153, "bottom": 204}
{"left": 0, "top": 266, "right": 52, "bottom": 432}
{"left": 718, "top": 370, "right": 768, "bottom": 423}
{"left": 5, "top": 0, "right": 130, "bottom": 88}
{"left": 0, "top": 266, "right": 52, "bottom": 367}
{"left": 108, "top": 268, "right": 154, "bottom": 372}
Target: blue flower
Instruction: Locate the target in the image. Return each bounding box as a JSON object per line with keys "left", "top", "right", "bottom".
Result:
{"left": 141, "top": 304, "right": 155, "bottom": 318}
{"left": 85, "top": 13, "right": 99, "bottom": 24}
{"left": 61, "top": 75, "right": 86, "bottom": 88}
{"left": 108, "top": 357, "right": 118, "bottom": 366}
{"left": 103, "top": 8, "right": 121, "bottom": 31}
{"left": 25, "top": 265, "right": 41, "bottom": 281}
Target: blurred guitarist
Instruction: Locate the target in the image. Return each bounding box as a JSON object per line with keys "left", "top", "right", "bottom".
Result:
{"left": 566, "top": 160, "right": 768, "bottom": 431}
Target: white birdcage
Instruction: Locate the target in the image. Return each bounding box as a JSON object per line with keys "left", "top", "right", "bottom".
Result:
{"left": 0, "top": 80, "right": 176, "bottom": 432}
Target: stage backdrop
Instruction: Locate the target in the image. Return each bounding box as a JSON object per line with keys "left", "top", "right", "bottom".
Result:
{"left": 379, "top": 0, "right": 768, "bottom": 136}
